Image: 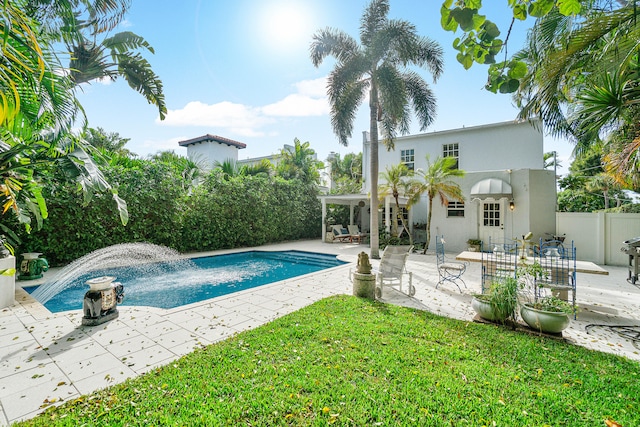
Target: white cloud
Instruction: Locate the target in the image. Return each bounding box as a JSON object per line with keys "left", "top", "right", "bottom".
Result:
{"left": 294, "top": 77, "right": 328, "bottom": 98}
{"left": 160, "top": 100, "right": 272, "bottom": 131}
{"left": 158, "top": 76, "right": 330, "bottom": 135}
{"left": 261, "top": 93, "right": 329, "bottom": 117}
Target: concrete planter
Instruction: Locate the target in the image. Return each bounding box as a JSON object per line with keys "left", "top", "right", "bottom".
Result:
{"left": 352, "top": 272, "right": 376, "bottom": 300}
{"left": 471, "top": 296, "right": 501, "bottom": 322}
{"left": 0, "top": 256, "right": 16, "bottom": 309}
{"left": 520, "top": 303, "right": 570, "bottom": 334}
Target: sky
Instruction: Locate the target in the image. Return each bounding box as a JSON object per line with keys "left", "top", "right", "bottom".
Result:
{"left": 74, "top": 0, "right": 574, "bottom": 175}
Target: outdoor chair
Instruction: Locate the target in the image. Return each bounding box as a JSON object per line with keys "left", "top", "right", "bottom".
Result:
{"left": 331, "top": 225, "right": 352, "bottom": 243}
{"left": 436, "top": 236, "right": 468, "bottom": 292}
{"left": 480, "top": 241, "right": 518, "bottom": 293}
{"left": 375, "top": 245, "right": 414, "bottom": 299}
{"left": 534, "top": 239, "right": 577, "bottom": 318}
{"left": 347, "top": 225, "right": 363, "bottom": 243}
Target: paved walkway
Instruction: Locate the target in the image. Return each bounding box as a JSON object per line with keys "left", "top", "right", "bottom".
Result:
{"left": 1, "top": 240, "right": 639, "bottom": 425}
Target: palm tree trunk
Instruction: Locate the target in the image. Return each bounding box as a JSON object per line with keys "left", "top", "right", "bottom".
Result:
{"left": 369, "top": 84, "right": 380, "bottom": 259}
{"left": 423, "top": 195, "right": 434, "bottom": 254}
{"left": 394, "top": 196, "right": 413, "bottom": 246}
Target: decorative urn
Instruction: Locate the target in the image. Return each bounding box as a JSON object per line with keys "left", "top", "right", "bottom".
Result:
{"left": 82, "top": 276, "right": 124, "bottom": 326}
{"left": 18, "top": 253, "right": 49, "bottom": 280}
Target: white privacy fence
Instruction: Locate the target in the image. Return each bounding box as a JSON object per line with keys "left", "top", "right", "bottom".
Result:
{"left": 556, "top": 212, "right": 640, "bottom": 266}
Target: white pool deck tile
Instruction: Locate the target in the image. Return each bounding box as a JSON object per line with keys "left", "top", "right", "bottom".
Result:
{"left": 1, "top": 239, "right": 639, "bottom": 425}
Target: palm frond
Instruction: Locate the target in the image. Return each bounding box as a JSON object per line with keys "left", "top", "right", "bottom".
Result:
{"left": 116, "top": 51, "right": 167, "bottom": 119}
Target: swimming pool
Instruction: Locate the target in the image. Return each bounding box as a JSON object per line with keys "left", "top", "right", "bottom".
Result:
{"left": 24, "top": 250, "right": 345, "bottom": 313}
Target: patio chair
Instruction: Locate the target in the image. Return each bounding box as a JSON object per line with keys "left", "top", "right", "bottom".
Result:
{"left": 534, "top": 239, "right": 577, "bottom": 318}
{"left": 436, "top": 236, "right": 468, "bottom": 292}
{"left": 375, "top": 245, "right": 415, "bottom": 298}
{"left": 331, "top": 225, "right": 352, "bottom": 243}
{"left": 348, "top": 225, "right": 363, "bottom": 243}
{"left": 481, "top": 241, "right": 518, "bottom": 293}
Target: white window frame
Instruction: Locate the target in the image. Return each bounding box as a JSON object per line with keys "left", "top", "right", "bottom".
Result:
{"left": 400, "top": 149, "right": 415, "bottom": 171}
{"left": 447, "top": 201, "right": 465, "bottom": 218}
{"left": 443, "top": 143, "right": 459, "bottom": 169}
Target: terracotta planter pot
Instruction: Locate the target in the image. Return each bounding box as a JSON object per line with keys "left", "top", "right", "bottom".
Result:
{"left": 520, "top": 303, "right": 570, "bottom": 334}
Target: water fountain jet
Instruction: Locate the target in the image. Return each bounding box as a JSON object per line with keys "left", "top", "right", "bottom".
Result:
{"left": 31, "top": 243, "right": 196, "bottom": 305}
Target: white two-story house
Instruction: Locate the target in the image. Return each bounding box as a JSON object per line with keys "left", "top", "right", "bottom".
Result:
{"left": 320, "top": 119, "right": 556, "bottom": 252}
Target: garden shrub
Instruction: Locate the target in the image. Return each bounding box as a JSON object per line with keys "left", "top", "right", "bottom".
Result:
{"left": 18, "top": 163, "right": 322, "bottom": 266}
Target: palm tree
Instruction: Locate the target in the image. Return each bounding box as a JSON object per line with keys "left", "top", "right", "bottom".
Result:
{"left": 0, "top": 2, "right": 131, "bottom": 230}
{"left": 310, "top": 0, "right": 443, "bottom": 258}
{"left": 68, "top": 31, "right": 167, "bottom": 119}
{"left": 379, "top": 164, "right": 414, "bottom": 245}
{"left": 213, "top": 159, "right": 241, "bottom": 181}
{"left": 408, "top": 156, "right": 465, "bottom": 253}
{"left": 276, "top": 138, "right": 323, "bottom": 184}
{"left": 240, "top": 159, "right": 273, "bottom": 178}
{"left": 586, "top": 172, "right": 619, "bottom": 209}
{"left": 85, "top": 127, "right": 134, "bottom": 157}
{"left": 150, "top": 150, "right": 206, "bottom": 190}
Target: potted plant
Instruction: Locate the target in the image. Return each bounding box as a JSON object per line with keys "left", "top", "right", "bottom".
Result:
{"left": 471, "top": 276, "right": 520, "bottom": 324}
{"left": 516, "top": 261, "right": 573, "bottom": 334}
{"left": 467, "top": 238, "right": 482, "bottom": 252}
{"left": 520, "top": 296, "right": 573, "bottom": 334}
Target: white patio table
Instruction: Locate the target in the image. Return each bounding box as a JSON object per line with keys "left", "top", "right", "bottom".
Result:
{"left": 455, "top": 251, "right": 609, "bottom": 275}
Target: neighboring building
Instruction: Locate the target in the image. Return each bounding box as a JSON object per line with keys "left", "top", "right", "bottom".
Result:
{"left": 320, "top": 120, "right": 556, "bottom": 251}
{"left": 179, "top": 136, "right": 331, "bottom": 189}
{"left": 178, "top": 134, "right": 247, "bottom": 171}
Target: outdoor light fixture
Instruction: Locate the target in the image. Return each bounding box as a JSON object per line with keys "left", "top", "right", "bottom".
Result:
{"left": 509, "top": 199, "right": 515, "bottom": 211}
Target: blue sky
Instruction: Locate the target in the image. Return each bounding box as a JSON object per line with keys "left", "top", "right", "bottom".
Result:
{"left": 74, "top": 0, "right": 572, "bottom": 173}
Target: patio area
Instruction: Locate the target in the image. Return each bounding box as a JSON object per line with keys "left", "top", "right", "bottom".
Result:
{"left": 1, "top": 239, "right": 639, "bottom": 425}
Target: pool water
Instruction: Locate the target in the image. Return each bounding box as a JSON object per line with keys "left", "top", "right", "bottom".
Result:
{"left": 24, "top": 250, "right": 345, "bottom": 313}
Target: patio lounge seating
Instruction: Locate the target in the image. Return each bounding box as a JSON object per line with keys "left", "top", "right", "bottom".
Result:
{"left": 436, "top": 236, "right": 468, "bottom": 292}
{"left": 331, "top": 225, "right": 352, "bottom": 243}
{"left": 348, "top": 225, "right": 363, "bottom": 243}
{"left": 375, "top": 245, "right": 414, "bottom": 298}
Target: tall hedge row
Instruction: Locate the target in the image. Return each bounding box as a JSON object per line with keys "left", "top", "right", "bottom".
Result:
{"left": 19, "top": 163, "right": 322, "bottom": 266}
{"left": 178, "top": 174, "right": 321, "bottom": 252}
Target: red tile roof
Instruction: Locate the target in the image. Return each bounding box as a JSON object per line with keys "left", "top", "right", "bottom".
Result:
{"left": 178, "top": 134, "right": 246, "bottom": 149}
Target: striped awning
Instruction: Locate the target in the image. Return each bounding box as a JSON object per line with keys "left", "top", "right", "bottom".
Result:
{"left": 470, "top": 178, "right": 512, "bottom": 200}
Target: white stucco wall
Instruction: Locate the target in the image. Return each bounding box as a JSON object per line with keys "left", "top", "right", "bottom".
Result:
{"left": 186, "top": 142, "right": 241, "bottom": 171}
{"left": 361, "top": 120, "right": 554, "bottom": 252}
{"left": 557, "top": 212, "right": 640, "bottom": 265}
{"left": 364, "top": 120, "right": 544, "bottom": 190}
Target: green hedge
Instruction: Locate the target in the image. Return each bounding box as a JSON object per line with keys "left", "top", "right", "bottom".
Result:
{"left": 178, "top": 175, "right": 321, "bottom": 252}
{"left": 18, "top": 164, "right": 322, "bottom": 266}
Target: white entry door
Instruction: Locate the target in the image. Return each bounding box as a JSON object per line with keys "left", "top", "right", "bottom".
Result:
{"left": 480, "top": 200, "right": 505, "bottom": 247}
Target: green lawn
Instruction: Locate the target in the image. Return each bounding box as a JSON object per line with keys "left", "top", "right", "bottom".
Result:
{"left": 17, "top": 295, "right": 640, "bottom": 426}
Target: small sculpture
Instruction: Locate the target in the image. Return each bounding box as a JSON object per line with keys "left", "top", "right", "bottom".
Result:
{"left": 18, "top": 253, "right": 49, "bottom": 280}
{"left": 82, "top": 276, "right": 124, "bottom": 326}
{"left": 356, "top": 251, "right": 372, "bottom": 274}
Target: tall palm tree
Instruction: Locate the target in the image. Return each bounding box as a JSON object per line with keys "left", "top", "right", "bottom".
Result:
{"left": 408, "top": 156, "right": 465, "bottom": 253}
{"left": 379, "top": 163, "right": 414, "bottom": 245}
{"left": 310, "top": 0, "right": 443, "bottom": 258}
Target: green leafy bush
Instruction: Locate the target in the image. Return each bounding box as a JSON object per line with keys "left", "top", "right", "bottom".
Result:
{"left": 18, "top": 162, "right": 322, "bottom": 266}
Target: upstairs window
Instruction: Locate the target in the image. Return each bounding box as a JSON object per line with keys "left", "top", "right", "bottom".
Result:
{"left": 447, "top": 201, "right": 465, "bottom": 217}
{"left": 400, "top": 149, "right": 415, "bottom": 170}
{"left": 443, "top": 143, "right": 459, "bottom": 169}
